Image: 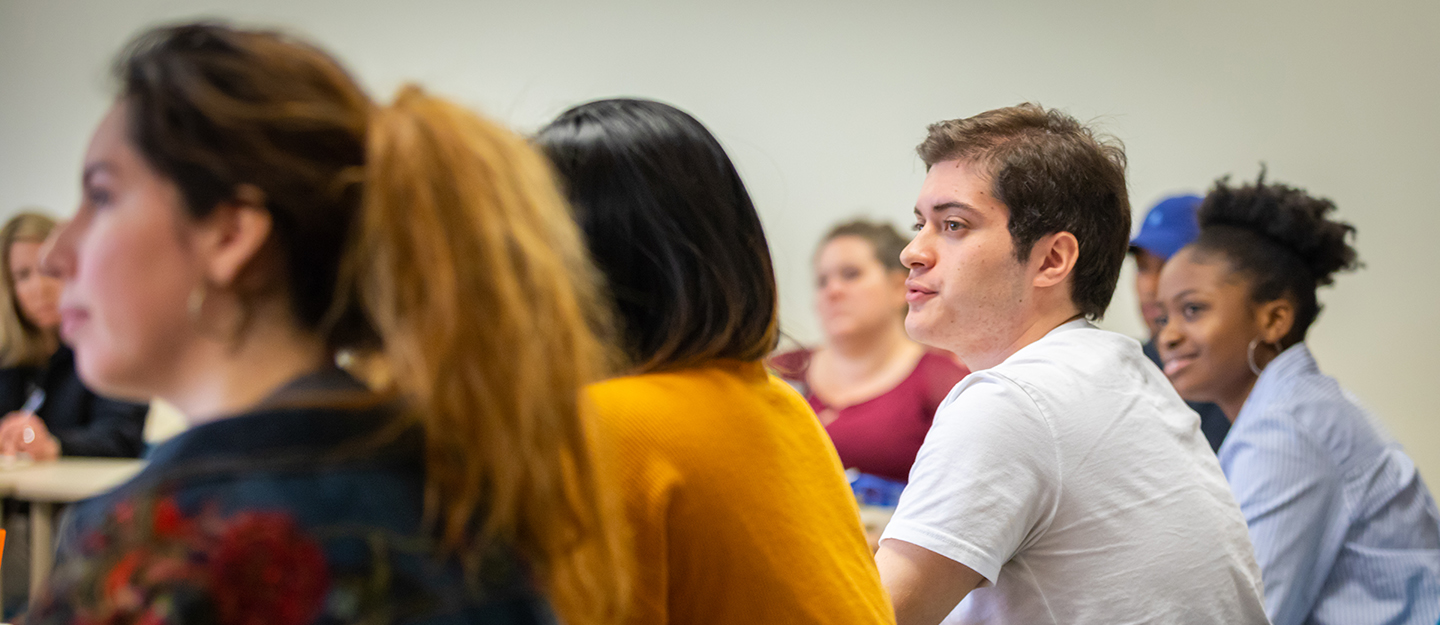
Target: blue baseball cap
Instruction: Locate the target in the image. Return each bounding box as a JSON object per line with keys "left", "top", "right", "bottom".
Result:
{"left": 1130, "top": 194, "right": 1202, "bottom": 261}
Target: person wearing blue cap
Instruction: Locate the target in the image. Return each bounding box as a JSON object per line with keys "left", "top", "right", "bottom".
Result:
{"left": 1130, "top": 194, "right": 1230, "bottom": 452}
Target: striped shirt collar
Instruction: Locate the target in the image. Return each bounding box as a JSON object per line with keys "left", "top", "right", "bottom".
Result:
{"left": 1248, "top": 342, "right": 1319, "bottom": 404}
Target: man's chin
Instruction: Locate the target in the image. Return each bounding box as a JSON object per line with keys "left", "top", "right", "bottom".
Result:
{"left": 903, "top": 310, "right": 934, "bottom": 343}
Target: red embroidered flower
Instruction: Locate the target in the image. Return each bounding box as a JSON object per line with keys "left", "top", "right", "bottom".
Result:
{"left": 207, "top": 512, "right": 330, "bottom": 625}
{"left": 112, "top": 501, "right": 135, "bottom": 526}
{"left": 101, "top": 551, "right": 143, "bottom": 600}
{"left": 27, "top": 498, "right": 333, "bottom": 625}
{"left": 151, "top": 498, "right": 186, "bottom": 538}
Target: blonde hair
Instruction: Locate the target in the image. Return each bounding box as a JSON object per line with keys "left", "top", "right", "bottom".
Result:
{"left": 0, "top": 211, "right": 58, "bottom": 368}
{"left": 117, "top": 24, "right": 627, "bottom": 623}
{"left": 358, "top": 88, "right": 627, "bottom": 623}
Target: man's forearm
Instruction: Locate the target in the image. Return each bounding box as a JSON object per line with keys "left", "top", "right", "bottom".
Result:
{"left": 876, "top": 539, "right": 985, "bottom": 625}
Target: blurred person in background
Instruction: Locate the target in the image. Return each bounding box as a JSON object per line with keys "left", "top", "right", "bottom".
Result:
{"left": 771, "top": 219, "right": 967, "bottom": 484}
{"left": 0, "top": 211, "right": 150, "bottom": 615}
{"left": 537, "top": 98, "right": 895, "bottom": 625}
{"left": 1156, "top": 174, "right": 1440, "bottom": 625}
{"left": 1130, "top": 194, "right": 1229, "bottom": 451}
{"left": 26, "top": 22, "right": 627, "bottom": 625}
{"left": 0, "top": 211, "right": 148, "bottom": 461}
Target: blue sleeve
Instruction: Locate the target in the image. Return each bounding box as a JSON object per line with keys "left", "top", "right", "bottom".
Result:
{"left": 1221, "top": 409, "right": 1343, "bottom": 625}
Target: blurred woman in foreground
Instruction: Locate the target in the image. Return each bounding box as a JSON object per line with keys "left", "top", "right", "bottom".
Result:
{"left": 537, "top": 99, "right": 895, "bottom": 625}
{"left": 1156, "top": 174, "right": 1439, "bottom": 625}
{"left": 29, "top": 22, "right": 625, "bottom": 625}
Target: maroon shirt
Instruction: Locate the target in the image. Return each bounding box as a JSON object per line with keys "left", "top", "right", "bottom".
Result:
{"left": 769, "top": 349, "right": 968, "bottom": 483}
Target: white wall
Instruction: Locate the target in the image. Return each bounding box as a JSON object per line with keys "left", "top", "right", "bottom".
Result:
{"left": 2, "top": 0, "right": 1436, "bottom": 479}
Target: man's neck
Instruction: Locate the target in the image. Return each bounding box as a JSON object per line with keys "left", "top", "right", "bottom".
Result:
{"left": 962, "top": 307, "right": 1084, "bottom": 371}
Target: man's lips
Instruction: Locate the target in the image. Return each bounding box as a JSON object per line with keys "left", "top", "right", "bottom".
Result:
{"left": 1163, "top": 354, "right": 1198, "bottom": 377}
{"left": 905, "top": 281, "right": 937, "bottom": 303}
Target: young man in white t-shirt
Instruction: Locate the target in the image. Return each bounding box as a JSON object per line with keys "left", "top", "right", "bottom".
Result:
{"left": 875, "top": 104, "right": 1268, "bottom": 625}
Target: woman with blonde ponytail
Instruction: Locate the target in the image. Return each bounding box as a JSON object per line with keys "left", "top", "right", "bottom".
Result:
{"left": 28, "top": 23, "right": 625, "bottom": 625}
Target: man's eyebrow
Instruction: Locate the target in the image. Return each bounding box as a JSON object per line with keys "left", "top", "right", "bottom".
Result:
{"left": 916, "top": 202, "right": 980, "bottom": 217}
{"left": 932, "top": 202, "right": 979, "bottom": 214}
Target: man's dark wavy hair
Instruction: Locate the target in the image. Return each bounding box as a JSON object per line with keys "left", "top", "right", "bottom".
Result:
{"left": 918, "top": 103, "right": 1130, "bottom": 320}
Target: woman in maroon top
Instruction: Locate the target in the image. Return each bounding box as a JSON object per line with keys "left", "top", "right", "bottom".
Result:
{"left": 772, "top": 220, "right": 967, "bottom": 483}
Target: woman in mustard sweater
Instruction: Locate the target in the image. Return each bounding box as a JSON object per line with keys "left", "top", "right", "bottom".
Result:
{"left": 537, "top": 99, "right": 895, "bottom": 625}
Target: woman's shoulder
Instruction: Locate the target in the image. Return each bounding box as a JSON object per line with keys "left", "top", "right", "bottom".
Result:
{"left": 0, "top": 363, "right": 30, "bottom": 408}
{"left": 49, "top": 482, "right": 551, "bottom": 625}
{"left": 49, "top": 397, "right": 556, "bottom": 623}
{"left": 111, "top": 400, "right": 424, "bottom": 506}
{"left": 1238, "top": 355, "right": 1399, "bottom": 468}
{"left": 589, "top": 361, "right": 821, "bottom": 449}
{"left": 0, "top": 361, "right": 36, "bottom": 378}
{"left": 1249, "top": 348, "right": 1356, "bottom": 423}
{"left": 592, "top": 360, "right": 779, "bottom": 403}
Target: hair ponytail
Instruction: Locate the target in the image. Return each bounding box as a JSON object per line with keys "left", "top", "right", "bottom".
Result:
{"left": 342, "top": 85, "right": 627, "bottom": 625}
{"left": 114, "top": 24, "right": 626, "bottom": 623}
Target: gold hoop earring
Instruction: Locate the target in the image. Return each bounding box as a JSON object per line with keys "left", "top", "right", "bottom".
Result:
{"left": 187, "top": 285, "right": 207, "bottom": 323}
{"left": 1247, "top": 338, "right": 1278, "bottom": 376}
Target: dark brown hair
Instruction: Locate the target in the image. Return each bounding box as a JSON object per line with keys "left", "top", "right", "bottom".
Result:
{"left": 820, "top": 219, "right": 909, "bottom": 273}
{"left": 535, "top": 98, "right": 779, "bottom": 374}
{"left": 113, "top": 23, "right": 626, "bottom": 624}
{"left": 118, "top": 25, "right": 372, "bottom": 346}
{"left": 917, "top": 103, "right": 1130, "bottom": 320}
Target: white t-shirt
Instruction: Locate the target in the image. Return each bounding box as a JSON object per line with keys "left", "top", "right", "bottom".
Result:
{"left": 882, "top": 321, "right": 1268, "bottom": 624}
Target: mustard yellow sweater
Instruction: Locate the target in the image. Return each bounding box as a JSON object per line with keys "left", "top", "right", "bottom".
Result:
{"left": 590, "top": 360, "right": 895, "bottom": 625}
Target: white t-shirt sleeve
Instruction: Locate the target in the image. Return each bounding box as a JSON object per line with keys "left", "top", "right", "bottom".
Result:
{"left": 881, "top": 373, "right": 1061, "bottom": 584}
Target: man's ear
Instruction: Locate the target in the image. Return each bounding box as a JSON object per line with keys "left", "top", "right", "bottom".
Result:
{"left": 1255, "top": 298, "right": 1295, "bottom": 346}
{"left": 195, "top": 184, "right": 273, "bottom": 288}
{"left": 1032, "top": 231, "right": 1079, "bottom": 289}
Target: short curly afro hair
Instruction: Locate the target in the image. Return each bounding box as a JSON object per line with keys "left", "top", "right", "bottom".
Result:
{"left": 1191, "top": 170, "right": 1361, "bottom": 346}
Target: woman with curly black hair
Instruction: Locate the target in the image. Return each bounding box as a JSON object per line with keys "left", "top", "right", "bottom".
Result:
{"left": 1155, "top": 173, "right": 1439, "bottom": 625}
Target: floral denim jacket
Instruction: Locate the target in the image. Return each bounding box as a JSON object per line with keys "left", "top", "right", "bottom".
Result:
{"left": 27, "top": 370, "right": 555, "bottom": 625}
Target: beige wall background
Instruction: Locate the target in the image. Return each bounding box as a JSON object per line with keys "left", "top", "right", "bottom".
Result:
{"left": 2, "top": 0, "right": 1436, "bottom": 479}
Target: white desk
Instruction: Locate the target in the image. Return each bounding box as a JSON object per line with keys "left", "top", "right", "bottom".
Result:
{"left": 0, "top": 458, "right": 145, "bottom": 591}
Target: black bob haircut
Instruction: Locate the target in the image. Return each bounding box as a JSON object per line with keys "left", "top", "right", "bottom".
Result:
{"left": 535, "top": 98, "right": 779, "bottom": 373}
{"left": 1192, "top": 170, "right": 1361, "bottom": 347}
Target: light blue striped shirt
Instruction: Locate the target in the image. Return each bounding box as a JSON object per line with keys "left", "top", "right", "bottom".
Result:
{"left": 1220, "top": 343, "right": 1440, "bottom": 625}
